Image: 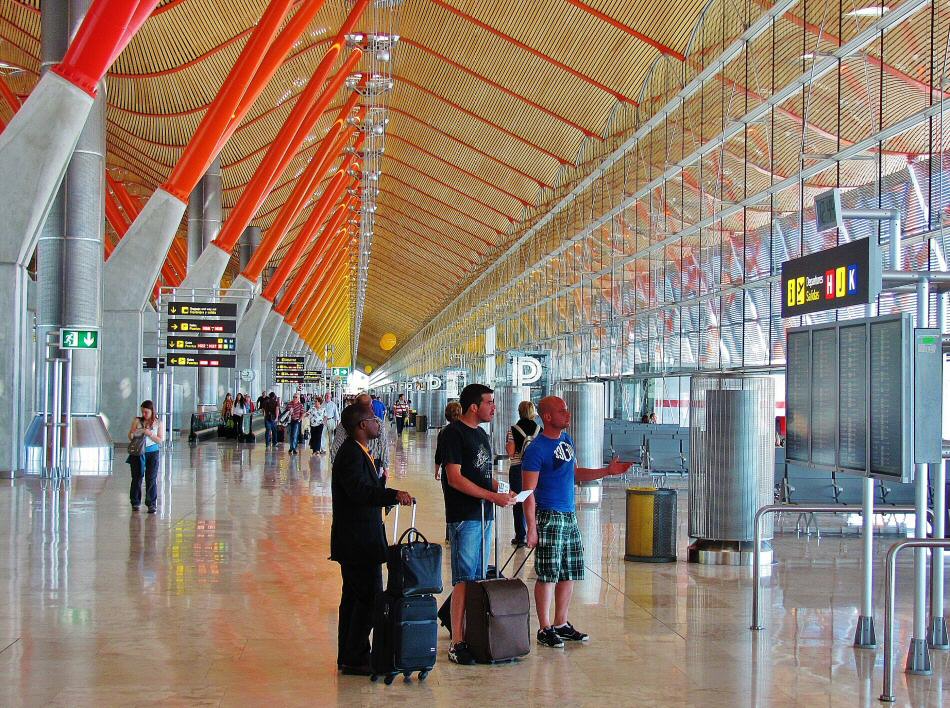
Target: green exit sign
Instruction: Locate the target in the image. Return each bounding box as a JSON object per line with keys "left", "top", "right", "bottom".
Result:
{"left": 61, "top": 328, "right": 99, "bottom": 349}
{"left": 332, "top": 367, "right": 349, "bottom": 377}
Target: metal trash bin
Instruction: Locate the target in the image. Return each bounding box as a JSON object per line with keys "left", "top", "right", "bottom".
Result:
{"left": 624, "top": 487, "right": 677, "bottom": 563}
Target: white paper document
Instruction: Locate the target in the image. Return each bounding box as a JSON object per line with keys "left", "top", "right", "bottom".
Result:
{"left": 514, "top": 490, "right": 533, "bottom": 503}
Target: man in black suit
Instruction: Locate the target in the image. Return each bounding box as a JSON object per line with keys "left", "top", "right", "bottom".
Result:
{"left": 331, "top": 402, "right": 413, "bottom": 675}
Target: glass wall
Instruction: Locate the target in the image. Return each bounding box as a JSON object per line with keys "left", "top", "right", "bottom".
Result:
{"left": 378, "top": 0, "right": 950, "bottom": 397}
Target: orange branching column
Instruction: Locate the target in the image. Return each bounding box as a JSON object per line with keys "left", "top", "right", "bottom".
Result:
{"left": 242, "top": 123, "right": 364, "bottom": 286}
{"left": 160, "top": 0, "right": 296, "bottom": 203}
{"left": 279, "top": 202, "right": 353, "bottom": 322}
{"left": 259, "top": 150, "right": 362, "bottom": 304}
{"left": 212, "top": 51, "right": 364, "bottom": 256}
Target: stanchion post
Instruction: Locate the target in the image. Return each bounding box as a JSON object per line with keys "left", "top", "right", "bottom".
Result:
{"left": 855, "top": 476, "right": 877, "bottom": 647}
{"left": 62, "top": 349, "right": 72, "bottom": 477}
{"left": 929, "top": 291, "right": 948, "bottom": 650}
{"left": 906, "top": 279, "right": 932, "bottom": 675}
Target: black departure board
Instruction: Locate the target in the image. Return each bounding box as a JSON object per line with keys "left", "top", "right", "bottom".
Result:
{"left": 869, "top": 318, "right": 906, "bottom": 478}
{"left": 811, "top": 328, "right": 838, "bottom": 465}
{"left": 837, "top": 324, "right": 867, "bottom": 470}
{"left": 785, "top": 314, "right": 912, "bottom": 481}
{"left": 785, "top": 331, "right": 811, "bottom": 462}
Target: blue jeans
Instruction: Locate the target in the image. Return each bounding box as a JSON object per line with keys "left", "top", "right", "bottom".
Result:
{"left": 446, "top": 519, "right": 493, "bottom": 585}
{"left": 288, "top": 420, "right": 301, "bottom": 451}
{"left": 265, "top": 418, "right": 277, "bottom": 445}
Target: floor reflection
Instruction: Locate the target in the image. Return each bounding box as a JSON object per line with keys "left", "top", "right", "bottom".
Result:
{"left": 0, "top": 432, "right": 946, "bottom": 706}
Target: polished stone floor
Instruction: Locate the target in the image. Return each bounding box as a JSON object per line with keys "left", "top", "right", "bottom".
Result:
{"left": 1, "top": 430, "right": 948, "bottom": 707}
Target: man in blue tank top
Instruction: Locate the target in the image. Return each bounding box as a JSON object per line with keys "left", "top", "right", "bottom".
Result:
{"left": 521, "top": 396, "right": 631, "bottom": 649}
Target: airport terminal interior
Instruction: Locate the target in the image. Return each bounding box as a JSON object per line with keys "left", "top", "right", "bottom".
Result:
{"left": 1, "top": 0, "right": 950, "bottom": 705}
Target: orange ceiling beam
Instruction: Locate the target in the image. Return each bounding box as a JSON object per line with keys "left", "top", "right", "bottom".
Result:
{"left": 242, "top": 118, "right": 361, "bottom": 283}
{"left": 386, "top": 133, "right": 534, "bottom": 207}
{"left": 563, "top": 0, "right": 686, "bottom": 61}
{"left": 214, "top": 62, "right": 362, "bottom": 252}
{"left": 403, "top": 40, "right": 599, "bottom": 138}
{"left": 259, "top": 144, "right": 362, "bottom": 299}
{"left": 161, "top": 0, "right": 296, "bottom": 201}
{"left": 273, "top": 195, "right": 354, "bottom": 316}
{"left": 394, "top": 75, "right": 571, "bottom": 165}
{"left": 388, "top": 106, "right": 551, "bottom": 187}
{"left": 286, "top": 245, "right": 349, "bottom": 325}
{"left": 429, "top": 0, "right": 638, "bottom": 104}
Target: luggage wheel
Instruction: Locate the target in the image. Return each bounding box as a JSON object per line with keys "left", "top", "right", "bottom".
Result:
{"left": 384, "top": 674, "right": 396, "bottom": 685}
{"left": 418, "top": 670, "right": 429, "bottom": 681}
{"left": 370, "top": 674, "right": 379, "bottom": 683}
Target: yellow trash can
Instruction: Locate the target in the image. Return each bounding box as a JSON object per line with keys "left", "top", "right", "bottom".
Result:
{"left": 625, "top": 487, "right": 677, "bottom": 563}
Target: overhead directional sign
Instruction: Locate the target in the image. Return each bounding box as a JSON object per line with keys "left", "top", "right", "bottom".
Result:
{"left": 781, "top": 237, "right": 882, "bottom": 317}
{"left": 331, "top": 367, "right": 349, "bottom": 377}
{"left": 303, "top": 370, "right": 322, "bottom": 382}
{"left": 167, "top": 318, "right": 236, "bottom": 334}
{"left": 167, "top": 302, "right": 237, "bottom": 318}
{"left": 167, "top": 354, "right": 236, "bottom": 368}
{"left": 142, "top": 356, "right": 166, "bottom": 370}
{"left": 61, "top": 328, "right": 99, "bottom": 349}
{"left": 166, "top": 336, "right": 236, "bottom": 352}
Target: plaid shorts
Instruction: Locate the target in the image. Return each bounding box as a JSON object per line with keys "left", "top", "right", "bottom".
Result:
{"left": 535, "top": 510, "right": 584, "bottom": 583}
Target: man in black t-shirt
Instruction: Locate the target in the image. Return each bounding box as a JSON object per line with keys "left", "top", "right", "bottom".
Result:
{"left": 440, "top": 384, "right": 515, "bottom": 665}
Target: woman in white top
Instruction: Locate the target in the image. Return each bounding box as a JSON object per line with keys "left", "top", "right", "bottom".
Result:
{"left": 232, "top": 394, "right": 248, "bottom": 440}
{"left": 309, "top": 396, "right": 326, "bottom": 454}
{"left": 127, "top": 400, "right": 165, "bottom": 513}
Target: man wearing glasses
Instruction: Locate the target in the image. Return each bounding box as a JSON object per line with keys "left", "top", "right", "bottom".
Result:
{"left": 330, "top": 403, "right": 414, "bottom": 675}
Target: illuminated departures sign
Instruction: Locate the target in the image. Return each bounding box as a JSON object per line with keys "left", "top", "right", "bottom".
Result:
{"left": 167, "top": 302, "right": 237, "bottom": 318}
{"left": 780, "top": 237, "right": 882, "bottom": 317}
{"left": 167, "top": 319, "right": 236, "bottom": 334}
{"left": 167, "top": 354, "right": 236, "bottom": 368}
{"left": 163, "top": 299, "right": 239, "bottom": 369}
{"left": 275, "top": 356, "right": 306, "bottom": 383}
{"left": 165, "top": 336, "right": 235, "bottom": 352}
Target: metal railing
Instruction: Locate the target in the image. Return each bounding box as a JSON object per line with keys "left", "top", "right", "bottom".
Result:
{"left": 880, "top": 538, "right": 950, "bottom": 702}
{"left": 750, "top": 504, "right": 931, "bottom": 631}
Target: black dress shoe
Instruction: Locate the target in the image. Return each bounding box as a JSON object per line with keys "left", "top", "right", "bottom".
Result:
{"left": 147, "top": 507, "right": 157, "bottom": 514}
{"left": 131, "top": 505, "right": 140, "bottom": 512}
{"left": 340, "top": 664, "right": 373, "bottom": 676}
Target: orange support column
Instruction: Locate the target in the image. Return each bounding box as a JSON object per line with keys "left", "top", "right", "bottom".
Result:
{"left": 244, "top": 129, "right": 362, "bottom": 286}
{"left": 212, "top": 58, "right": 363, "bottom": 254}
{"left": 285, "top": 245, "right": 348, "bottom": 325}
{"left": 52, "top": 0, "right": 159, "bottom": 96}
{"left": 161, "top": 0, "right": 295, "bottom": 201}
{"left": 274, "top": 196, "right": 355, "bottom": 317}
{"left": 260, "top": 159, "right": 358, "bottom": 302}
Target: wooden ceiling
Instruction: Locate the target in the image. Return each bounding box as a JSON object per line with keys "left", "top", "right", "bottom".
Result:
{"left": 0, "top": 0, "right": 710, "bottom": 366}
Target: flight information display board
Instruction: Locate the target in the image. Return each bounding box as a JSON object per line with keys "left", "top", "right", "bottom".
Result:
{"left": 275, "top": 356, "right": 306, "bottom": 383}
{"left": 162, "top": 297, "right": 239, "bottom": 368}
{"left": 786, "top": 314, "right": 912, "bottom": 481}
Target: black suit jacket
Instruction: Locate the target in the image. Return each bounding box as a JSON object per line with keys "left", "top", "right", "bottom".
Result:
{"left": 330, "top": 437, "right": 398, "bottom": 565}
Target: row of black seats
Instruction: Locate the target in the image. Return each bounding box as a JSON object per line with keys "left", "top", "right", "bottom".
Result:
{"left": 776, "top": 448, "right": 925, "bottom": 506}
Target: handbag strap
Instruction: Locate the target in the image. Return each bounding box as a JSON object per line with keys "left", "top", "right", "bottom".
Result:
{"left": 397, "top": 527, "right": 427, "bottom": 546}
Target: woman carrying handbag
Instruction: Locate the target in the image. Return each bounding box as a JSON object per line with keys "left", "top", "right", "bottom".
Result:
{"left": 127, "top": 400, "right": 165, "bottom": 514}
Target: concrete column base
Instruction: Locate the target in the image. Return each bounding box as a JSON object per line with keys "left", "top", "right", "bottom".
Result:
{"left": 179, "top": 244, "right": 231, "bottom": 293}
{"left": 0, "top": 263, "right": 32, "bottom": 475}
{"left": 100, "top": 308, "right": 145, "bottom": 442}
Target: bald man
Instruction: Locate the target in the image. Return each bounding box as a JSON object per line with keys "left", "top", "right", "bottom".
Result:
{"left": 329, "top": 393, "right": 390, "bottom": 476}
{"left": 521, "top": 395, "right": 631, "bottom": 649}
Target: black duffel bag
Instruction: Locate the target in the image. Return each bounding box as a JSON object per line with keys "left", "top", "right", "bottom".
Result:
{"left": 386, "top": 506, "right": 443, "bottom": 597}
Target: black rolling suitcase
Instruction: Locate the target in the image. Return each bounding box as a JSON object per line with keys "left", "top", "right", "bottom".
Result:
{"left": 371, "top": 502, "right": 438, "bottom": 684}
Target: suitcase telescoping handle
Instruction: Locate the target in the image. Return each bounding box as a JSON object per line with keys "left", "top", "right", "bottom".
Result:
{"left": 480, "top": 499, "right": 533, "bottom": 579}
{"left": 392, "top": 498, "right": 417, "bottom": 541}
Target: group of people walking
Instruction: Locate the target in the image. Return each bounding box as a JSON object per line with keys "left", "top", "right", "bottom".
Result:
{"left": 328, "top": 383, "right": 632, "bottom": 674}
